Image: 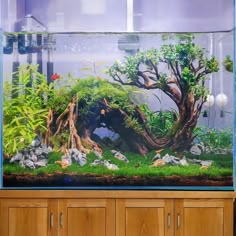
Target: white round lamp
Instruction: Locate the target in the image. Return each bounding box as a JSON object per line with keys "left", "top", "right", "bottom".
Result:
{"left": 204, "top": 94, "right": 215, "bottom": 107}
{"left": 215, "top": 93, "right": 228, "bottom": 108}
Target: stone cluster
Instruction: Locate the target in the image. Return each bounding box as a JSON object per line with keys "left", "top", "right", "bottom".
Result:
{"left": 61, "top": 148, "right": 87, "bottom": 166}
{"left": 151, "top": 153, "right": 213, "bottom": 168}
{"left": 190, "top": 143, "right": 232, "bottom": 155}
{"left": 9, "top": 138, "right": 52, "bottom": 169}
{"left": 90, "top": 159, "right": 119, "bottom": 170}
{"left": 90, "top": 150, "right": 129, "bottom": 170}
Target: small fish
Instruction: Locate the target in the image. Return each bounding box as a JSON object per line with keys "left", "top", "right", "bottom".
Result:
{"left": 96, "top": 76, "right": 104, "bottom": 81}
{"left": 101, "top": 109, "right": 106, "bottom": 115}
{"left": 200, "top": 165, "right": 208, "bottom": 170}
{"left": 151, "top": 159, "right": 165, "bottom": 167}
{"left": 55, "top": 160, "right": 70, "bottom": 169}
{"left": 51, "top": 73, "right": 60, "bottom": 81}
{"left": 135, "top": 162, "right": 140, "bottom": 168}
{"left": 155, "top": 149, "right": 164, "bottom": 154}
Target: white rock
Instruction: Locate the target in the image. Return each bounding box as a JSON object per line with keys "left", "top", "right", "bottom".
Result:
{"left": 200, "top": 160, "right": 213, "bottom": 167}
{"left": 31, "top": 137, "right": 41, "bottom": 147}
{"left": 103, "top": 160, "right": 119, "bottom": 170}
{"left": 180, "top": 158, "right": 189, "bottom": 166}
{"left": 111, "top": 150, "right": 129, "bottom": 163}
{"left": 24, "top": 159, "right": 35, "bottom": 169}
{"left": 93, "top": 150, "right": 103, "bottom": 159}
{"left": 187, "top": 158, "right": 202, "bottom": 164}
{"left": 190, "top": 145, "right": 202, "bottom": 155}
{"left": 172, "top": 157, "right": 181, "bottom": 165}
{"left": 90, "top": 159, "right": 103, "bottom": 166}
{"left": 152, "top": 153, "right": 161, "bottom": 162}
{"left": 61, "top": 153, "right": 72, "bottom": 166}
{"left": 69, "top": 149, "right": 87, "bottom": 166}
{"left": 35, "top": 159, "right": 48, "bottom": 167}
{"left": 162, "top": 154, "right": 172, "bottom": 164}
{"left": 10, "top": 152, "right": 23, "bottom": 163}
{"left": 29, "top": 154, "right": 38, "bottom": 162}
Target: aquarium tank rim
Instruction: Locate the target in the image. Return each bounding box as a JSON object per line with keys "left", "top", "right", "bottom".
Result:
{"left": 2, "top": 29, "right": 235, "bottom": 35}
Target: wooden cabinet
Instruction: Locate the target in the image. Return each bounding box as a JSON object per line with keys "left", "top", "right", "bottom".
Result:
{"left": 116, "top": 199, "right": 174, "bottom": 236}
{"left": 0, "top": 198, "right": 115, "bottom": 236}
{"left": 0, "top": 199, "right": 57, "bottom": 236}
{"left": 58, "top": 199, "right": 115, "bottom": 236}
{"left": 0, "top": 191, "right": 233, "bottom": 236}
{"left": 116, "top": 198, "right": 233, "bottom": 236}
{"left": 175, "top": 199, "right": 233, "bottom": 236}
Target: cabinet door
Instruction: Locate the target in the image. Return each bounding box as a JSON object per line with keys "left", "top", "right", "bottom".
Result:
{"left": 58, "top": 198, "right": 115, "bottom": 236}
{"left": 0, "top": 199, "right": 58, "bottom": 236}
{"left": 175, "top": 199, "right": 233, "bottom": 236}
{"left": 116, "top": 199, "right": 174, "bottom": 236}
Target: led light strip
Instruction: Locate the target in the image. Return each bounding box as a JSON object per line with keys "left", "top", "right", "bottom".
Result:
{"left": 127, "top": 0, "right": 134, "bottom": 32}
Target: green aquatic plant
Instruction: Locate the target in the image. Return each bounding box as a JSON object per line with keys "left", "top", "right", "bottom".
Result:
{"left": 3, "top": 64, "right": 55, "bottom": 156}
{"left": 70, "top": 76, "right": 134, "bottom": 115}
{"left": 140, "top": 104, "right": 177, "bottom": 138}
{"left": 193, "top": 126, "right": 232, "bottom": 150}
{"left": 124, "top": 116, "right": 143, "bottom": 134}
{"left": 108, "top": 34, "right": 219, "bottom": 152}
{"left": 223, "top": 55, "right": 233, "bottom": 73}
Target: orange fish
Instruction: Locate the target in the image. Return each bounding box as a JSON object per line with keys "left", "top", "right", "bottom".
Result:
{"left": 101, "top": 109, "right": 106, "bottom": 115}
{"left": 97, "top": 76, "right": 104, "bottom": 81}
{"left": 155, "top": 149, "right": 164, "bottom": 154}
{"left": 200, "top": 165, "right": 208, "bottom": 170}
{"left": 55, "top": 160, "right": 69, "bottom": 169}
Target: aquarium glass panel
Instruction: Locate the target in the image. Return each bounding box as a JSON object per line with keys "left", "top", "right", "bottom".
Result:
{"left": 0, "top": 0, "right": 234, "bottom": 190}
{"left": 133, "top": 0, "right": 233, "bottom": 32}
{"left": 24, "top": 0, "right": 127, "bottom": 32}
{"left": 2, "top": 32, "right": 234, "bottom": 189}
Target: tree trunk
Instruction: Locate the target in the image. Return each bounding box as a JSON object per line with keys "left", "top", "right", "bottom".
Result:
{"left": 169, "top": 92, "right": 199, "bottom": 150}
{"left": 46, "top": 92, "right": 200, "bottom": 156}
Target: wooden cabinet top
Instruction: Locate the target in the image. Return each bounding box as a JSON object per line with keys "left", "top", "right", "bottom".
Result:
{"left": 0, "top": 190, "right": 234, "bottom": 199}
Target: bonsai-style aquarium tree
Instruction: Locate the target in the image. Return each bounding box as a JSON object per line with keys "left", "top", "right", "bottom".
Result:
{"left": 108, "top": 35, "right": 219, "bottom": 154}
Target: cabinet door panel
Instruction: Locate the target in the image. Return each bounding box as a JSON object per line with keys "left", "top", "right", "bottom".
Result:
{"left": 0, "top": 199, "right": 57, "bottom": 236}
{"left": 59, "top": 199, "right": 115, "bottom": 236}
{"left": 184, "top": 207, "right": 223, "bottom": 236}
{"left": 175, "top": 199, "right": 233, "bottom": 236}
{"left": 9, "top": 208, "right": 48, "bottom": 236}
{"left": 116, "top": 199, "right": 174, "bottom": 236}
{"left": 67, "top": 207, "right": 105, "bottom": 236}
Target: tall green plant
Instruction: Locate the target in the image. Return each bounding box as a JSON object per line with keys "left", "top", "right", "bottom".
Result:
{"left": 3, "top": 64, "right": 54, "bottom": 156}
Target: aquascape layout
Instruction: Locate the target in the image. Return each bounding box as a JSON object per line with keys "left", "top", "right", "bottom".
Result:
{"left": 2, "top": 33, "right": 234, "bottom": 188}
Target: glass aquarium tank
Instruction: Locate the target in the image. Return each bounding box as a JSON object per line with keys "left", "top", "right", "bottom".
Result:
{"left": 0, "top": 0, "right": 234, "bottom": 189}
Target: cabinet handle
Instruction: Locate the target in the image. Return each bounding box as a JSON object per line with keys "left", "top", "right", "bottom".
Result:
{"left": 60, "top": 212, "right": 63, "bottom": 228}
{"left": 50, "top": 213, "right": 54, "bottom": 229}
{"left": 177, "top": 213, "right": 180, "bottom": 229}
{"left": 167, "top": 213, "right": 171, "bottom": 228}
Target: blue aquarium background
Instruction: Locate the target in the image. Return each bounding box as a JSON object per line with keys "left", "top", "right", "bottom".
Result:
{"left": 0, "top": 0, "right": 234, "bottom": 189}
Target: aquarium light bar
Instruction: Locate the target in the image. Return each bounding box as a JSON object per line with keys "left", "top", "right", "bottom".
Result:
{"left": 127, "top": 0, "right": 134, "bottom": 32}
